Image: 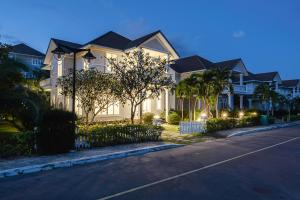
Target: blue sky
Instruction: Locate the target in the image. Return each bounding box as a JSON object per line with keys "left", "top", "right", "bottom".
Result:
{"left": 0, "top": 0, "right": 299, "bottom": 79}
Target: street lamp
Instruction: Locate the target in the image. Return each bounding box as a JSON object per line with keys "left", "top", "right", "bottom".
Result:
{"left": 52, "top": 45, "right": 96, "bottom": 138}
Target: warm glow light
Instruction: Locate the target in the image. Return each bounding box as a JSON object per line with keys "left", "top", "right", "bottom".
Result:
{"left": 200, "top": 113, "right": 207, "bottom": 119}
{"left": 252, "top": 112, "right": 257, "bottom": 116}
{"left": 222, "top": 112, "right": 228, "bottom": 118}
{"left": 154, "top": 115, "right": 160, "bottom": 119}
{"left": 239, "top": 111, "right": 244, "bottom": 118}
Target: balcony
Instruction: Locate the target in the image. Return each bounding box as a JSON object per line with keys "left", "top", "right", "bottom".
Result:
{"left": 223, "top": 84, "right": 255, "bottom": 95}
{"left": 40, "top": 78, "right": 51, "bottom": 91}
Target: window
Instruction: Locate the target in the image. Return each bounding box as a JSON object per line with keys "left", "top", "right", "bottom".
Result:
{"left": 143, "top": 98, "right": 151, "bottom": 112}
{"left": 106, "top": 53, "right": 117, "bottom": 72}
{"left": 32, "top": 58, "right": 42, "bottom": 66}
{"left": 100, "top": 101, "right": 120, "bottom": 115}
{"left": 57, "top": 60, "right": 62, "bottom": 77}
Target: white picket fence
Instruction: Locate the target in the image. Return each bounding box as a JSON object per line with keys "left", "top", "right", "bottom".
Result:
{"left": 179, "top": 121, "right": 206, "bottom": 134}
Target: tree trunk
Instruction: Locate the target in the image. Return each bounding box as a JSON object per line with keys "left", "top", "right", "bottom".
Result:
{"left": 130, "top": 102, "right": 135, "bottom": 124}
{"left": 193, "top": 99, "right": 197, "bottom": 120}
{"left": 181, "top": 99, "right": 184, "bottom": 120}
{"left": 188, "top": 97, "right": 191, "bottom": 121}
{"left": 215, "top": 94, "right": 219, "bottom": 118}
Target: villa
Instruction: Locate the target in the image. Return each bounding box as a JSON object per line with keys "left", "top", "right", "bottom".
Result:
{"left": 41, "top": 30, "right": 300, "bottom": 121}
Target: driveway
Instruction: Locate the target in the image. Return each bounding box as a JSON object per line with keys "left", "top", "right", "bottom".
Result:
{"left": 1, "top": 125, "right": 300, "bottom": 200}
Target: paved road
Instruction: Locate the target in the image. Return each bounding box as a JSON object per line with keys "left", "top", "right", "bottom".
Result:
{"left": 1, "top": 126, "right": 300, "bottom": 200}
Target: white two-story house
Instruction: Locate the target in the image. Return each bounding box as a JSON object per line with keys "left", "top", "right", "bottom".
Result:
{"left": 41, "top": 30, "right": 299, "bottom": 120}
{"left": 42, "top": 30, "right": 179, "bottom": 121}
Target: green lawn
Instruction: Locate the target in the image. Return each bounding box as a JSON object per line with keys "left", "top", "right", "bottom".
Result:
{"left": 0, "top": 121, "right": 20, "bottom": 135}
{"left": 161, "top": 124, "right": 213, "bottom": 144}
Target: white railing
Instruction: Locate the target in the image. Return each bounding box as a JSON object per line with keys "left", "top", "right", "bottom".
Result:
{"left": 179, "top": 121, "right": 206, "bottom": 134}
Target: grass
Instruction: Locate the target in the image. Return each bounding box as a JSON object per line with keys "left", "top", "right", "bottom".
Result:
{"left": 161, "top": 124, "right": 213, "bottom": 144}
{"left": 0, "top": 120, "right": 20, "bottom": 135}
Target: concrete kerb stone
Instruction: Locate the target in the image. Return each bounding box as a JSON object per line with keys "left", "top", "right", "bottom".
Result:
{"left": 228, "top": 122, "right": 299, "bottom": 137}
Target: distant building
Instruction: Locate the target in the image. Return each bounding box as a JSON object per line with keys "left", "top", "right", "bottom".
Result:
{"left": 8, "top": 43, "right": 45, "bottom": 79}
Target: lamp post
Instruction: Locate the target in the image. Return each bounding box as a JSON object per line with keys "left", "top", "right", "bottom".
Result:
{"left": 52, "top": 45, "right": 96, "bottom": 136}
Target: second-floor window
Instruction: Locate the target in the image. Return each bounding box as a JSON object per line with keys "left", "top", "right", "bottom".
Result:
{"left": 32, "top": 58, "right": 42, "bottom": 66}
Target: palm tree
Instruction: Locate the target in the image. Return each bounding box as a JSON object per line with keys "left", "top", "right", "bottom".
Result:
{"left": 175, "top": 81, "right": 187, "bottom": 120}
{"left": 254, "top": 83, "right": 278, "bottom": 116}
{"left": 210, "top": 68, "right": 232, "bottom": 118}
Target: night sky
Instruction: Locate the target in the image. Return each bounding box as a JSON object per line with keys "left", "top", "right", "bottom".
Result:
{"left": 1, "top": 0, "right": 299, "bottom": 79}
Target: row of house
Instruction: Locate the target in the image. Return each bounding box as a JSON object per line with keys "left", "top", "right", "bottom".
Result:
{"left": 38, "top": 30, "right": 299, "bottom": 121}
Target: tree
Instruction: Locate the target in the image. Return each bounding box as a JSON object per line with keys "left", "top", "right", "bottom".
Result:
{"left": 254, "top": 83, "right": 278, "bottom": 116}
{"left": 175, "top": 81, "right": 188, "bottom": 120}
{"left": 58, "top": 69, "right": 120, "bottom": 124}
{"left": 108, "top": 50, "right": 173, "bottom": 124}
{"left": 0, "top": 42, "right": 48, "bottom": 129}
{"left": 210, "top": 67, "right": 232, "bottom": 118}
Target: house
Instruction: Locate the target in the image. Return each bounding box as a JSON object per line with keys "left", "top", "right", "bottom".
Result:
{"left": 41, "top": 30, "right": 299, "bottom": 121}
{"left": 9, "top": 43, "right": 45, "bottom": 79}
{"left": 42, "top": 30, "right": 179, "bottom": 121}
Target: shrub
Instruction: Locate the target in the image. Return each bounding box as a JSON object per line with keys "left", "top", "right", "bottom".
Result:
{"left": 168, "top": 111, "right": 181, "bottom": 125}
{"left": 0, "top": 131, "right": 35, "bottom": 158}
{"left": 142, "top": 112, "right": 154, "bottom": 124}
{"left": 290, "top": 115, "right": 300, "bottom": 121}
{"left": 268, "top": 116, "right": 275, "bottom": 124}
{"left": 206, "top": 118, "right": 236, "bottom": 133}
{"left": 206, "top": 116, "right": 261, "bottom": 133}
{"left": 78, "top": 124, "right": 162, "bottom": 147}
{"left": 37, "top": 109, "right": 76, "bottom": 155}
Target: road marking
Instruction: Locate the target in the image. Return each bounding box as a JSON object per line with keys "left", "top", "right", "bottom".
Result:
{"left": 98, "top": 136, "right": 300, "bottom": 200}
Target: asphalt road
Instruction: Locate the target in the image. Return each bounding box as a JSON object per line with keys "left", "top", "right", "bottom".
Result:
{"left": 1, "top": 126, "right": 300, "bottom": 200}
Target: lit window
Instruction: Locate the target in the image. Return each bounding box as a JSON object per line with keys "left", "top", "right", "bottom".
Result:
{"left": 143, "top": 98, "right": 151, "bottom": 112}
{"left": 100, "top": 101, "right": 120, "bottom": 115}
{"left": 57, "top": 60, "right": 62, "bottom": 77}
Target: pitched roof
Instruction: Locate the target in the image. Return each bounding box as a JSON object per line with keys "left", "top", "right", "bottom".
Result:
{"left": 282, "top": 79, "right": 300, "bottom": 88}
{"left": 86, "top": 31, "right": 131, "bottom": 50}
{"left": 170, "top": 55, "right": 213, "bottom": 73}
{"left": 51, "top": 38, "right": 82, "bottom": 53}
{"left": 10, "top": 43, "right": 44, "bottom": 57}
{"left": 211, "top": 58, "right": 242, "bottom": 70}
{"left": 244, "top": 72, "right": 278, "bottom": 82}
{"left": 125, "top": 30, "right": 161, "bottom": 49}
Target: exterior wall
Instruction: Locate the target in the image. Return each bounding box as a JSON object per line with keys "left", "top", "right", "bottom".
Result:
{"left": 48, "top": 43, "right": 176, "bottom": 121}
{"left": 8, "top": 52, "right": 44, "bottom": 78}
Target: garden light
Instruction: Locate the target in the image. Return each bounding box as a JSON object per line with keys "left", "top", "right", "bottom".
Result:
{"left": 221, "top": 112, "right": 228, "bottom": 118}
{"left": 252, "top": 112, "right": 257, "bottom": 116}
{"left": 200, "top": 112, "right": 207, "bottom": 119}
{"left": 239, "top": 111, "right": 244, "bottom": 118}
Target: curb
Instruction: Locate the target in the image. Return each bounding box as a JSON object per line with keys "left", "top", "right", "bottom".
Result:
{"left": 227, "top": 122, "right": 299, "bottom": 137}
{"left": 0, "top": 144, "right": 182, "bottom": 178}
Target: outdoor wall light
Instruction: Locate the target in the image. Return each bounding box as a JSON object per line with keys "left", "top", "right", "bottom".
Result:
{"left": 82, "top": 50, "right": 96, "bottom": 63}
{"left": 52, "top": 46, "right": 65, "bottom": 60}
{"left": 239, "top": 111, "right": 245, "bottom": 118}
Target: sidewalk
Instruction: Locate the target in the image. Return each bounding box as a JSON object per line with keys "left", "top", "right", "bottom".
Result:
{"left": 0, "top": 142, "right": 181, "bottom": 178}
{"left": 215, "top": 121, "right": 300, "bottom": 138}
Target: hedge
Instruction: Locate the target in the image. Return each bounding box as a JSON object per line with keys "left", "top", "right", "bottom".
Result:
{"left": 206, "top": 116, "right": 260, "bottom": 133}
{"left": 142, "top": 112, "right": 154, "bottom": 124}
{"left": 0, "top": 131, "right": 35, "bottom": 158}
{"left": 78, "top": 124, "right": 163, "bottom": 147}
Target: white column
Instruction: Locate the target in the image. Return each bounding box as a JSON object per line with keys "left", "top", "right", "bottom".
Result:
{"left": 293, "top": 87, "right": 296, "bottom": 98}
{"left": 165, "top": 88, "right": 169, "bottom": 122}
{"left": 240, "top": 95, "right": 244, "bottom": 109}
